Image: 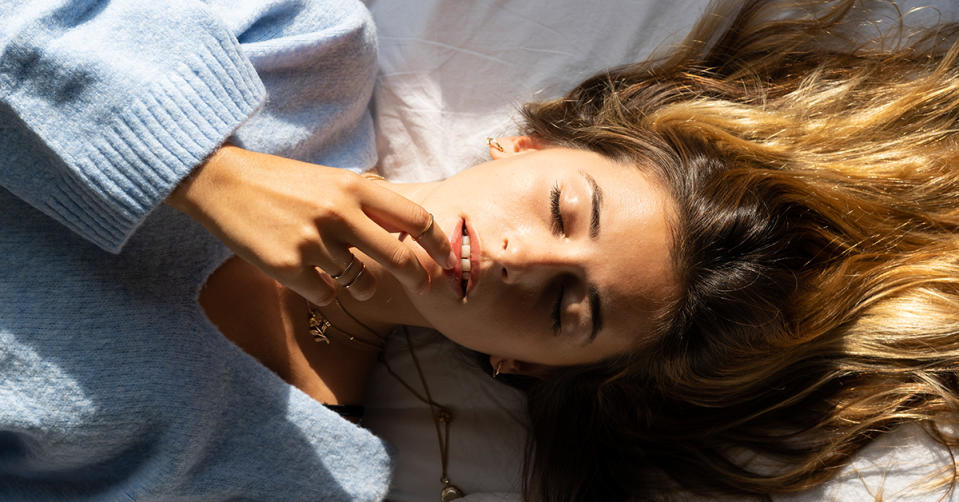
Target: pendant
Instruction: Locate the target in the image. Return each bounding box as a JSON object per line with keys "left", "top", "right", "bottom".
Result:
{"left": 307, "top": 308, "right": 332, "bottom": 344}
{"left": 440, "top": 483, "right": 465, "bottom": 502}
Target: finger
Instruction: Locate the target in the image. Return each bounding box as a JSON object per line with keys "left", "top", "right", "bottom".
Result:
{"left": 288, "top": 267, "right": 338, "bottom": 306}
{"left": 311, "top": 249, "right": 377, "bottom": 301}
{"left": 348, "top": 221, "right": 431, "bottom": 293}
{"left": 326, "top": 251, "right": 360, "bottom": 282}
{"left": 359, "top": 183, "right": 456, "bottom": 269}
{"left": 339, "top": 258, "right": 377, "bottom": 302}
{"left": 409, "top": 212, "right": 456, "bottom": 269}
{"left": 311, "top": 243, "right": 359, "bottom": 287}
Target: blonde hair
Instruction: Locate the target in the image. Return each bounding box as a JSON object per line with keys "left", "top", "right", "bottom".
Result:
{"left": 516, "top": 0, "right": 959, "bottom": 499}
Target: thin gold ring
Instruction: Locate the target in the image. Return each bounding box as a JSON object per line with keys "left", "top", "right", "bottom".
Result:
{"left": 413, "top": 213, "right": 434, "bottom": 241}
{"left": 487, "top": 137, "right": 504, "bottom": 152}
{"left": 330, "top": 254, "right": 357, "bottom": 280}
{"left": 342, "top": 262, "right": 366, "bottom": 289}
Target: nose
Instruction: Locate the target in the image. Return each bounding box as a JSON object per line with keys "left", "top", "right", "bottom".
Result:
{"left": 493, "top": 232, "right": 585, "bottom": 285}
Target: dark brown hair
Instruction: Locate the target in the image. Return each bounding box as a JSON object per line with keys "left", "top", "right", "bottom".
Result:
{"left": 515, "top": 1, "right": 959, "bottom": 500}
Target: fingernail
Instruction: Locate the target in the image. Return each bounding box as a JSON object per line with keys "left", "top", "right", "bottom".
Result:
{"left": 446, "top": 251, "right": 457, "bottom": 269}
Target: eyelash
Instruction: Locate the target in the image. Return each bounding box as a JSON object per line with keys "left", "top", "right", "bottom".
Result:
{"left": 550, "top": 183, "right": 564, "bottom": 235}
{"left": 549, "top": 183, "right": 565, "bottom": 334}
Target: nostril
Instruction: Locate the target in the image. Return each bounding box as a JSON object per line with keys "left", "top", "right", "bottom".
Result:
{"left": 501, "top": 268, "right": 508, "bottom": 279}
{"left": 502, "top": 238, "right": 508, "bottom": 250}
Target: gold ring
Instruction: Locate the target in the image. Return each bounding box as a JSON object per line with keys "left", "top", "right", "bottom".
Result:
{"left": 330, "top": 254, "right": 357, "bottom": 280}
{"left": 342, "top": 262, "right": 366, "bottom": 289}
{"left": 413, "top": 213, "right": 434, "bottom": 241}
{"left": 487, "top": 137, "right": 504, "bottom": 152}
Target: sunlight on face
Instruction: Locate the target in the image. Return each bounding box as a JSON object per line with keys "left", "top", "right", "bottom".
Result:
{"left": 407, "top": 142, "right": 678, "bottom": 370}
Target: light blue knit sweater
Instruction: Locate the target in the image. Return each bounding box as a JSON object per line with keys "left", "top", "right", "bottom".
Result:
{"left": 0, "top": 0, "right": 390, "bottom": 499}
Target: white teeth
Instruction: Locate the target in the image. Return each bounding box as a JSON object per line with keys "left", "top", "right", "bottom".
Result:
{"left": 461, "top": 226, "right": 471, "bottom": 293}
{"left": 460, "top": 229, "right": 471, "bottom": 275}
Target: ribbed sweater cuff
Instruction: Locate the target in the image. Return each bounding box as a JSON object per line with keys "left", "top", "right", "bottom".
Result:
{"left": 44, "top": 34, "right": 265, "bottom": 253}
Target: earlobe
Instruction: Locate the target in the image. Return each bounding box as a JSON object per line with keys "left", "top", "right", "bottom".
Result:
{"left": 488, "top": 135, "right": 547, "bottom": 160}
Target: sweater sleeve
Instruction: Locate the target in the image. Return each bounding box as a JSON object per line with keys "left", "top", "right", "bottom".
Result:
{"left": 0, "top": 0, "right": 266, "bottom": 253}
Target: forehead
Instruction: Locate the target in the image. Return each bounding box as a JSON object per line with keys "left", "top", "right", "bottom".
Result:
{"left": 569, "top": 150, "right": 677, "bottom": 351}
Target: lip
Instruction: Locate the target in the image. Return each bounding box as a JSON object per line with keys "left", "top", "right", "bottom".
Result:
{"left": 444, "top": 219, "right": 464, "bottom": 299}
{"left": 463, "top": 218, "right": 481, "bottom": 297}
{"left": 443, "top": 217, "right": 482, "bottom": 300}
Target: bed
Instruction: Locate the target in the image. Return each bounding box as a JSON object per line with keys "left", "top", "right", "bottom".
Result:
{"left": 359, "top": 1, "right": 959, "bottom": 500}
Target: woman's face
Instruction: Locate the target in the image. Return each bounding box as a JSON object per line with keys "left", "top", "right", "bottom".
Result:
{"left": 409, "top": 137, "right": 677, "bottom": 371}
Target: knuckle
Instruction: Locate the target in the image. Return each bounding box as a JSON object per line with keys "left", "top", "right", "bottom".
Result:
{"left": 335, "top": 170, "right": 363, "bottom": 193}
{"left": 315, "top": 199, "right": 345, "bottom": 223}
{"left": 408, "top": 206, "right": 430, "bottom": 227}
{"left": 389, "top": 246, "right": 417, "bottom": 270}
{"left": 269, "top": 252, "right": 304, "bottom": 273}
{"left": 295, "top": 222, "right": 319, "bottom": 242}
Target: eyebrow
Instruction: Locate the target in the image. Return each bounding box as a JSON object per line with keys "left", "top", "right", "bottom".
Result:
{"left": 580, "top": 171, "right": 603, "bottom": 239}
{"left": 580, "top": 171, "right": 605, "bottom": 342}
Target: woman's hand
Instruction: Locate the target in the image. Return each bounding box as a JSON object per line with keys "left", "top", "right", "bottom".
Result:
{"left": 167, "top": 145, "right": 455, "bottom": 305}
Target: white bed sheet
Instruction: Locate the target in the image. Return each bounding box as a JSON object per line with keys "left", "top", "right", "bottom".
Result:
{"left": 360, "top": 1, "right": 959, "bottom": 500}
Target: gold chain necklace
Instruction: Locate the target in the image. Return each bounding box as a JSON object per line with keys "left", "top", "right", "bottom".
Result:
{"left": 306, "top": 301, "right": 465, "bottom": 501}
{"left": 383, "top": 327, "right": 466, "bottom": 502}
{"left": 307, "top": 299, "right": 385, "bottom": 351}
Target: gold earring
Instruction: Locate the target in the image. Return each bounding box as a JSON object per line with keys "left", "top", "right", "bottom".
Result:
{"left": 492, "top": 361, "right": 504, "bottom": 378}
{"left": 487, "top": 137, "right": 504, "bottom": 152}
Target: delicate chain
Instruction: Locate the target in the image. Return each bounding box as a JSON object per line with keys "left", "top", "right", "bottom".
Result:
{"left": 306, "top": 299, "right": 385, "bottom": 351}
{"left": 382, "top": 327, "right": 461, "bottom": 496}
{"left": 302, "top": 203, "right": 465, "bottom": 499}
{"left": 331, "top": 298, "right": 384, "bottom": 340}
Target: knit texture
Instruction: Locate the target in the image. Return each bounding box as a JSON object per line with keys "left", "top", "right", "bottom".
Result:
{"left": 0, "top": 0, "right": 388, "bottom": 499}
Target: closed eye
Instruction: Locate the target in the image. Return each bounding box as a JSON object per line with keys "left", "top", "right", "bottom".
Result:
{"left": 550, "top": 183, "right": 564, "bottom": 235}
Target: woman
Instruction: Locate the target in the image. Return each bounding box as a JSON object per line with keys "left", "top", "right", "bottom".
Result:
{"left": 5, "top": 1, "right": 958, "bottom": 502}
{"left": 203, "top": 0, "right": 959, "bottom": 500}
{"left": 194, "top": 137, "right": 677, "bottom": 416}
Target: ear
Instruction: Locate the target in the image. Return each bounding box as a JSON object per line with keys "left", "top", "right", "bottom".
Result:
{"left": 489, "top": 356, "right": 553, "bottom": 379}
{"left": 489, "top": 135, "right": 547, "bottom": 160}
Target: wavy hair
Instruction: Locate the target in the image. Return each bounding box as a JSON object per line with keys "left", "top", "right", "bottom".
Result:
{"left": 515, "top": 1, "right": 959, "bottom": 500}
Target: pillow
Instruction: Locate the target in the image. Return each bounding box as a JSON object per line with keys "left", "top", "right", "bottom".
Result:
{"left": 361, "top": 2, "right": 709, "bottom": 498}
{"left": 361, "top": 1, "right": 959, "bottom": 500}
